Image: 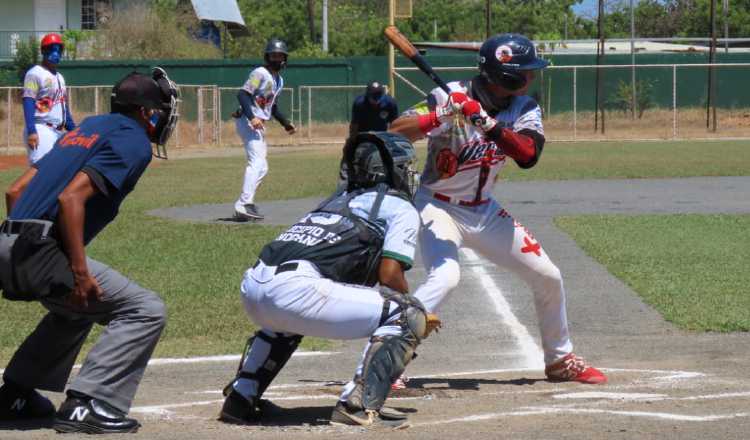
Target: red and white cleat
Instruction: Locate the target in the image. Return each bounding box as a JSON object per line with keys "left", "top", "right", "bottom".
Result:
{"left": 391, "top": 373, "right": 409, "bottom": 391}
{"left": 545, "top": 353, "right": 607, "bottom": 384}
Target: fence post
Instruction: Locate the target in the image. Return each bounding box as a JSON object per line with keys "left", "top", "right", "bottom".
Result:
{"left": 217, "top": 87, "right": 223, "bottom": 147}
{"left": 672, "top": 65, "right": 677, "bottom": 139}
{"left": 307, "top": 87, "right": 312, "bottom": 142}
{"left": 197, "top": 88, "right": 204, "bottom": 145}
{"left": 94, "top": 87, "right": 99, "bottom": 115}
{"left": 6, "top": 89, "right": 11, "bottom": 153}
{"left": 213, "top": 86, "right": 219, "bottom": 145}
{"left": 573, "top": 67, "right": 577, "bottom": 141}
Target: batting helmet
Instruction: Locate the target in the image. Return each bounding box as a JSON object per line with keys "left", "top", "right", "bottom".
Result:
{"left": 478, "top": 34, "right": 548, "bottom": 91}
{"left": 345, "top": 132, "right": 417, "bottom": 199}
{"left": 264, "top": 38, "right": 288, "bottom": 70}
{"left": 41, "top": 33, "right": 64, "bottom": 51}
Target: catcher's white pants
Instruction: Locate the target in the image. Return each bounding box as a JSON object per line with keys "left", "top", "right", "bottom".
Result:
{"left": 239, "top": 260, "right": 402, "bottom": 401}
{"left": 234, "top": 117, "right": 268, "bottom": 211}
{"left": 24, "top": 123, "right": 62, "bottom": 165}
{"left": 412, "top": 189, "right": 573, "bottom": 365}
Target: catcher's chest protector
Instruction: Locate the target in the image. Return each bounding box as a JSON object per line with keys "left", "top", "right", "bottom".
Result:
{"left": 258, "top": 187, "right": 390, "bottom": 286}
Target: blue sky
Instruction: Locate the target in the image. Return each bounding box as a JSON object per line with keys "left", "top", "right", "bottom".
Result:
{"left": 573, "top": 0, "right": 599, "bottom": 17}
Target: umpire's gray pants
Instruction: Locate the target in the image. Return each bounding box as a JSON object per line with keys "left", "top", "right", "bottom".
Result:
{"left": 2, "top": 258, "right": 167, "bottom": 414}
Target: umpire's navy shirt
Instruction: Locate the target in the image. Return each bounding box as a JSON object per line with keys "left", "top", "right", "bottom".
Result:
{"left": 10, "top": 113, "right": 152, "bottom": 244}
{"left": 351, "top": 94, "right": 398, "bottom": 132}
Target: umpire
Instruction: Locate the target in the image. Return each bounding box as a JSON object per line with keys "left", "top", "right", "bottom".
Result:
{"left": 0, "top": 68, "right": 179, "bottom": 434}
{"left": 348, "top": 81, "right": 398, "bottom": 138}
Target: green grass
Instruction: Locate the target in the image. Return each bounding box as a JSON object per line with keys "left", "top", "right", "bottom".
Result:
{"left": 555, "top": 214, "right": 750, "bottom": 331}
{"left": 0, "top": 139, "right": 748, "bottom": 362}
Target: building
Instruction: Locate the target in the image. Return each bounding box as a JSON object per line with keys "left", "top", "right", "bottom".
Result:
{"left": 0, "top": 0, "right": 127, "bottom": 59}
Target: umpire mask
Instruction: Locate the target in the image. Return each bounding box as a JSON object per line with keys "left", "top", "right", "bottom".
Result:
{"left": 149, "top": 67, "right": 180, "bottom": 159}
{"left": 345, "top": 132, "right": 418, "bottom": 199}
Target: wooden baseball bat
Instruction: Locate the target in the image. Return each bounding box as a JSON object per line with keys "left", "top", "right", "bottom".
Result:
{"left": 384, "top": 25, "right": 451, "bottom": 94}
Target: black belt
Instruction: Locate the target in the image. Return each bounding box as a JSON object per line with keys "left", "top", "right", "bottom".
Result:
{"left": 44, "top": 122, "right": 64, "bottom": 130}
{"left": 0, "top": 220, "right": 54, "bottom": 238}
{"left": 253, "top": 260, "right": 299, "bottom": 275}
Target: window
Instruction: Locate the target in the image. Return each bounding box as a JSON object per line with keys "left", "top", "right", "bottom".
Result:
{"left": 81, "top": 0, "right": 96, "bottom": 29}
{"left": 81, "top": 0, "right": 112, "bottom": 30}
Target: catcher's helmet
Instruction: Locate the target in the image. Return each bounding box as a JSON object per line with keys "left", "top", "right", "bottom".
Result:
{"left": 264, "top": 38, "right": 288, "bottom": 69}
{"left": 478, "top": 34, "right": 548, "bottom": 91}
{"left": 345, "top": 132, "right": 417, "bottom": 199}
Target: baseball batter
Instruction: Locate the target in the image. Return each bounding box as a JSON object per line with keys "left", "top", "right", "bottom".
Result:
{"left": 390, "top": 34, "right": 606, "bottom": 384}
{"left": 22, "top": 33, "right": 75, "bottom": 165}
{"left": 233, "top": 38, "right": 296, "bottom": 221}
{"left": 220, "top": 132, "right": 431, "bottom": 427}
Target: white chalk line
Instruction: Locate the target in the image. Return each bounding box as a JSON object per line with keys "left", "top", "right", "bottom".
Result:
{"left": 0, "top": 351, "right": 339, "bottom": 375}
{"left": 412, "top": 408, "right": 749, "bottom": 426}
{"left": 460, "top": 248, "right": 545, "bottom": 370}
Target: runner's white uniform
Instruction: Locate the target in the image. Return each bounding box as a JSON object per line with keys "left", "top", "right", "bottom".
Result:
{"left": 22, "top": 65, "right": 69, "bottom": 164}
{"left": 235, "top": 66, "right": 284, "bottom": 212}
{"left": 236, "top": 191, "right": 419, "bottom": 399}
{"left": 407, "top": 81, "right": 572, "bottom": 365}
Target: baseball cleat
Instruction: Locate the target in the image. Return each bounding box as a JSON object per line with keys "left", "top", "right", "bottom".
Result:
{"left": 0, "top": 382, "right": 55, "bottom": 421}
{"left": 330, "top": 401, "right": 409, "bottom": 428}
{"left": 218, "top": 390, "right": 261, "bottom": 424}
{"left": 234, "top": 204, "right": 264, "bottom": 221}
{"left": 53, "top": 392, "right": 140, "bottom": 434}
{"left": 391, "top": 373, "right": 409, "bottom": 391}
{"left": 545, "top": 353, "right": 608, "bottom": 384}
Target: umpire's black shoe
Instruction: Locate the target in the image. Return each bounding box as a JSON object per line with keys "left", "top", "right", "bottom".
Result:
{"left": 53, "top": 392, "right": 140, "bottom": 434}
{"left": 0, "top": 381, "right": 55, "bottom": 420}
{"left": 218, "top": 390, "right": 261, "bottom": 424}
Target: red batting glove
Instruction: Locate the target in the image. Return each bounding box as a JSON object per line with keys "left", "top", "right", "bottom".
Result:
{"left": 462, "top": 99, "right": 497, "bottom": 132}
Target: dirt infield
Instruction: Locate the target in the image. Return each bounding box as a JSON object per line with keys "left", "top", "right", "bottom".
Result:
{"left": 2, "top": 177, "right": 750, "bottom": 439}
{"left": 0, "top": 155, "right": 27, "bottom": 171}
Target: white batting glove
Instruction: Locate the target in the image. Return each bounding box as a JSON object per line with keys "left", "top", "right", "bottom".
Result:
{"left": 435, "top": 91, "right": 469, "bottom": 124}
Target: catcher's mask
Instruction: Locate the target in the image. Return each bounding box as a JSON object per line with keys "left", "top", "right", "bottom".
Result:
{"left": 344, "top": 131, "right": 418, "bottom": 199}
{"left": 110, "top": 67, "right": 180, "bottom": 159}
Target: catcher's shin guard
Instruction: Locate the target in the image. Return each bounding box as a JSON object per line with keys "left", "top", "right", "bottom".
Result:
{"left": 345, "top": 289, "right": 427, "bottom": 412}
{"left": 224, "top": 330, "right": 303, "bottom": 400}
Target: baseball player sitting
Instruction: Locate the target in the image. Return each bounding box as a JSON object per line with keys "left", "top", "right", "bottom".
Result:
{"left": 0, "top": 68, "right": 179, "bottom": 433}
{"left": 232, "top": 38, "right": 296, "bottom": 222}
{"left": 22, "top": 33, "right": 76, "bottom": 165}
{"left": 389, "top": 34, "right": 607, "bottom": 384}
{"left": 219, "top": 132, "right": 434, "bottom": 428}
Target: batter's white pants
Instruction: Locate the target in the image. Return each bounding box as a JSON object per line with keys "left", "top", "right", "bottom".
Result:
{"left": 234, "top": 117, "right": 268, "bottom": 211}
{"left": 24, "top": 123, "right": 62, "bottom": 165}
{"left": 239, "top": 260, "right": 402, "bottom": 401}
{"left": 413, "top": 189, "right": 573, "bottom": 365}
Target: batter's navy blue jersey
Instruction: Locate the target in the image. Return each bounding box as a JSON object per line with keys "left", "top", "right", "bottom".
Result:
{"left": 10, "top": 113, "right": 152, "bottom": 244}
{"left": 351, "top": 95, "right": 398, "bottom": 132}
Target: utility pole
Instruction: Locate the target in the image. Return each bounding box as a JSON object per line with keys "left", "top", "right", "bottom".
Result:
{"left": 388, "top": 0, "right": 395, "bottom": 97}
{"left": 707, "top": 0, "right": 717, "bottom": 131}
{"left": 594, "top": 0, "right": 605, "bottom": 133}
{"left": 486, "top": 0, "right": 491, "bottom": 38}
{"left": 322, "top": 0, "right": 328, "bottom": 52}
{"left": 723, "top": 0, "right": 729, "bottom": 53}
{"left": 630, "top": 0, "right": 636, "bottom": 119}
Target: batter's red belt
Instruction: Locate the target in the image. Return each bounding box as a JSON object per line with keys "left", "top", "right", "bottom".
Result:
{"left": 432, "top": 192, "right": 489, "bottom": 207}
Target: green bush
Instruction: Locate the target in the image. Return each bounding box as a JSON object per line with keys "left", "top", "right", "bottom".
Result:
{"left": 11, "top": 37, "right": 40, "bottom": 84}
{"left": 606, "top": 79, "right": 656, "bottom": 119}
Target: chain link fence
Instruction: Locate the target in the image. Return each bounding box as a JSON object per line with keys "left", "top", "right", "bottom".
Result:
{"left": 394, "top": 63, "right": 750, "bottom": 141}
{"left": 2, "top": 65, "right": 749, "bottom": 154}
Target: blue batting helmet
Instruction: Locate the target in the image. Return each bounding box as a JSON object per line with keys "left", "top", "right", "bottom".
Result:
{"left": 478, "top": 34, "right": 549, "bottom": 91}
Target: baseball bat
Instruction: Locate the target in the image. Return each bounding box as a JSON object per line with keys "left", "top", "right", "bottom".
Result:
{"left": 384, "top": 25, "right": 451, "bottom": 94}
